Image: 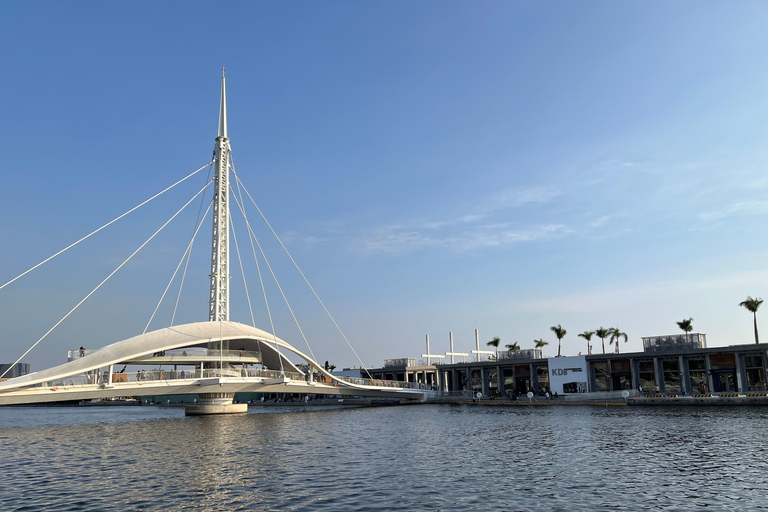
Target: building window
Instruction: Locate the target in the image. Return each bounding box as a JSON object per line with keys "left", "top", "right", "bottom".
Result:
{"left": 537, "top": 366, "right": 549, "bottom": 393}
{"left": 593, "top": 362, "right": 610, "bottom": 392}
{"left": 688, "top": 359, "right": 706, "bottom": 393}
{"left": 610, "top": 358, "right": 632, "bottom": 390}
{"left": 488, "top": 368, "right": 498, "bottom": 395}
{"left": 745, "top": 355, "right": 766, "bottom": 391}
{"left": 709, "top": 353, "right": 735, "bottom": 369}
{"left": 502, "top": 368, "right": 515, "bottom": 393}
{"left": 471, "top": 369, "right": 482, "bottom": 393}
{"left": 515, "top": 365, "right": 531, "bottom": 394}
{"left": 638, "top": 361, "right": 655, "bottom": 391}
{"left": 662, "top": 359, "right": 680, "bottom": 393}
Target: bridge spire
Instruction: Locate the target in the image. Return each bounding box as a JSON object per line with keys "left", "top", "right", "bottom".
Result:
{"left": 209, "top": 69, "right": 231, "bottom": 321}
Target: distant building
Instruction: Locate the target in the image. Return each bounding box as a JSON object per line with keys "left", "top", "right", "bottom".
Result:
{"left": 361, "top": 358, "right": 440, "bottom": 388}
{"left": 437, "top": 333, "right": 768, "bottom": 396}
{"left": 641, "top": 333, "right": 707, "bottom": 352}
{"left": 0, "top": 363, "right": 30, "bottom": 379}
{"left": 332, "top": 367, "right": 366, "bottom": 378}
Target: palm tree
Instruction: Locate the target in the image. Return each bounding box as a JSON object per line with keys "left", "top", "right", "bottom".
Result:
{"left": 487, "top": 336, "right": 501, "bottom": 360}
{"left": 608, "top": 327, "right": 628, "bottom": 354}
{"left": 595, "top": 327, "right": 610, "bottom": 355}
{"left": 676, "top": 318, "right": 693, "bottom": 345}
{"left": 505, "top": 342, "right": 521, "bottom": 351}
{"left": 578, "top": 331, "right": 594, "bottom": 355}
{"left": 534, "top": 338, "right": 548, "bottom": 349}
{"left": 550, "top": 324, "right": 566, "bottom": 357}
{"left": 739, "top": 296, "right": 764, "bottom": 344}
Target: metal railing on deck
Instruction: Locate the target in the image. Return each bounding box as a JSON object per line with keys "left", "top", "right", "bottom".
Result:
{"left": 68, "top": 348, "right": 262, "bottom": 362}
{"left": 332, "top": 375, "right": 432, "bottom": 390}
{"left": 6, "top": 368, "right": 305, "bottom": 393}
{"left": 132, "top": 348, "right": 262, "bottom": 361}
{"left": 5, "top": 367, "right": 431, "bottom": 394}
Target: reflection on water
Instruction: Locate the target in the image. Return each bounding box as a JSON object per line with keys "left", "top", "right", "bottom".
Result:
{"left": 2, "top": 404, "right": 768, "bottom": 511}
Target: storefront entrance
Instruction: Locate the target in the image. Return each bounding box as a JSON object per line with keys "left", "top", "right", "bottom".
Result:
{"left": 712, "top": 370, "right": 736, "bottom": 392}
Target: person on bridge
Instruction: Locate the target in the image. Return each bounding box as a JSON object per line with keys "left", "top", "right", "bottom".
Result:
{"left": 79, "top": 346, "right": 85, "bottom": 357}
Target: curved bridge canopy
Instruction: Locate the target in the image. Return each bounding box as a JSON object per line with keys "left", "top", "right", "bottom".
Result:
{"left": 0, "top": 321, "right": 427, "bottom": 405}
{"left": 0, "top": 321, "right": 312, "bottom": 391}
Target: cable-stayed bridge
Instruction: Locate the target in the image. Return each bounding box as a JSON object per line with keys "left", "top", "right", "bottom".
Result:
{"left": 0, "top": 72, "right": 429, "bottom": 413}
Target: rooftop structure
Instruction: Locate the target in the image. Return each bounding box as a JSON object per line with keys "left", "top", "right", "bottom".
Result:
{"left": 642, "top": 333, "right": 707, "bottom": 353}
{"left": 497, "top": 348, "right": 544, "bottom": 360}
{"left": 384, "top": 358, "right": 415, "bottom": 367}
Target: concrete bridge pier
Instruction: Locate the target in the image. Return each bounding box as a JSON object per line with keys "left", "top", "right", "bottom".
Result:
{"left": 184, "top": 392, "right": 248, "bottom": 416}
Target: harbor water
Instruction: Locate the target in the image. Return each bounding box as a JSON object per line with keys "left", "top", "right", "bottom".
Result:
{"left": 1, "top": 404, "right": 767, "bottom": 511}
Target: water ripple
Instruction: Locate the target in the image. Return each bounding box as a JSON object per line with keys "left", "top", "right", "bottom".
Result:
{"left": 1, "top": 405, "right": 768, "bottom": 510}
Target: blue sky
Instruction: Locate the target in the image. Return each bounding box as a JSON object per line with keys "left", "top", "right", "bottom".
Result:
{"left": 2, "top": 1, "right": 768, "bottom": 371}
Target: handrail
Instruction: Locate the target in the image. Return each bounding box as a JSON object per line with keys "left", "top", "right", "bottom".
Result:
{"left": 68, "top": 348, "right": 262, "bottom": 361}
{"left": 5, "top": 368, "right": 430, "bottom": 393}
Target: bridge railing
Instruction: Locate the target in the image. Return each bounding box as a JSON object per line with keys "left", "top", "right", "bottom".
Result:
{"left": 332, "top": 376, "right": 434, "bottom": 390}
{"left": 132, "top": 348, "right": 263, "bottom": 361}
{"left": 5, "top": 368, "right": 307, "bottom": 392}
{"left": 68, "top": 348, "right": 263, "bottom": 362}
{"left": 4, "top": 367, "right": 433, "bottom": 393}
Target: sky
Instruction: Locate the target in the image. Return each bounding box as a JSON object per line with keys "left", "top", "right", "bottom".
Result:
{"left": 2, "top": 1, "right": 768, "bottom": 372}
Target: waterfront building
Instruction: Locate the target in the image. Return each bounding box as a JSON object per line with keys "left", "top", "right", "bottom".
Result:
{"left": 438, "top": 348, "right": 547, "bottom": 396}
{"left": 436, "top": 334, "right": 768, "bottom": 396}
{"left": 365, "top": 358, "right": 440, "bottom": 388}
{"left": 0, "top": 363, "right": 30, "bottom": 380}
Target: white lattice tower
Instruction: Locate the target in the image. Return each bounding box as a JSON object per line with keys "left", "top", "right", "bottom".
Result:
{"left": 209, "top": 69, "right": 231, "bottom": 321}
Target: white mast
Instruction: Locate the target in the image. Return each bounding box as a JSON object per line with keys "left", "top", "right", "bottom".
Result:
{"left": 209, "top": 68, "right": 231, "bottom": 322}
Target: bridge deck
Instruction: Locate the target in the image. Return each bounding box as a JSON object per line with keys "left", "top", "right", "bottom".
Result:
{"left": 0, "top": 372, "right": 426, "bottom": 405}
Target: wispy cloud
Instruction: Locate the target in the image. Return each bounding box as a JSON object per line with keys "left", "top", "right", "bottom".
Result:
{"left": 279, "top": 231, "right": 332, "bottom": 245}
{"left": 419, "top": 187, "right": 560, "bottom": 229}
{"left": 353, "top": 223, "right": 572, "bottom": 256}
{"left": 589, "top": 215, "right": 611, "bottom": 228}
{"left": 699, "top": 201, "right": 768, "bottom": 221}
{"left": 347, "top": 186, "right": 565, "bottom": 256}
{"left": 483, "top": 186, "right": 560, "bottom": 212}
{"left": 516, "top": 268, "right": 768, "bottom": 315}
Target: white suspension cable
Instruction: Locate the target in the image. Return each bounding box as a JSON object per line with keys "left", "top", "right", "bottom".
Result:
{"left": 0, "top": 181, "right": 213, "bottom": 379}
{"left": 170, "top": 162, "right": 215, "bottom": 326}
{"left": 229, "top": 190, "right": 284, "bottom": 375}
{"left": 231, "top": 166, "right": 371, "bottom": 379}
{"left": 231, "top": 182, "right": 319, "bottom": 365}
{"left": 144, "top": 197, "right": 214, "bottom": 333}
{"left": 230, "top": 216, "right": 256, "bottom": 327}
{"left": 0, "top": 161, "right": 213, "bottom": 293}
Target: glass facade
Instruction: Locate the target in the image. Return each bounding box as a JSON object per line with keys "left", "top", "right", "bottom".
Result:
{"left": 710, "top": 353, "right": 736, "bottom": 392}
{"left": 502, "top": 368, "right": 515, "bottom": 393}
{"left": 457, "top": 370, "right": 467, "bottom": 391}
{"left": 471, "top": 369, "right": 482, "bottom": 393}
{"left": 688, "top": 359, "right": 707, "bottom": 393}
{"left": 610, "top": 359, "right": 632, "bottom": 390}
{"left": 515, "top": 365, "right": 530, "bottom": 394}
{"left": 709, "top": 353, "right": 735, "bottom": 369}
{"left": 638, "top": 360, "right": 656, "bottom": 391}
{"left": 536, "top": 366, "right": 549, "bottom": 393}
{"left": 593, "top": 362, "right": 610, "bottom": 391}
{"left": 488, "top": 368, "right": 498, "bottom": 395}
{"left": 745, "top": 355, "right": 766, "bottom": 391}
{"left": 662, "top": 359, "right": 681, "bottom": 393}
